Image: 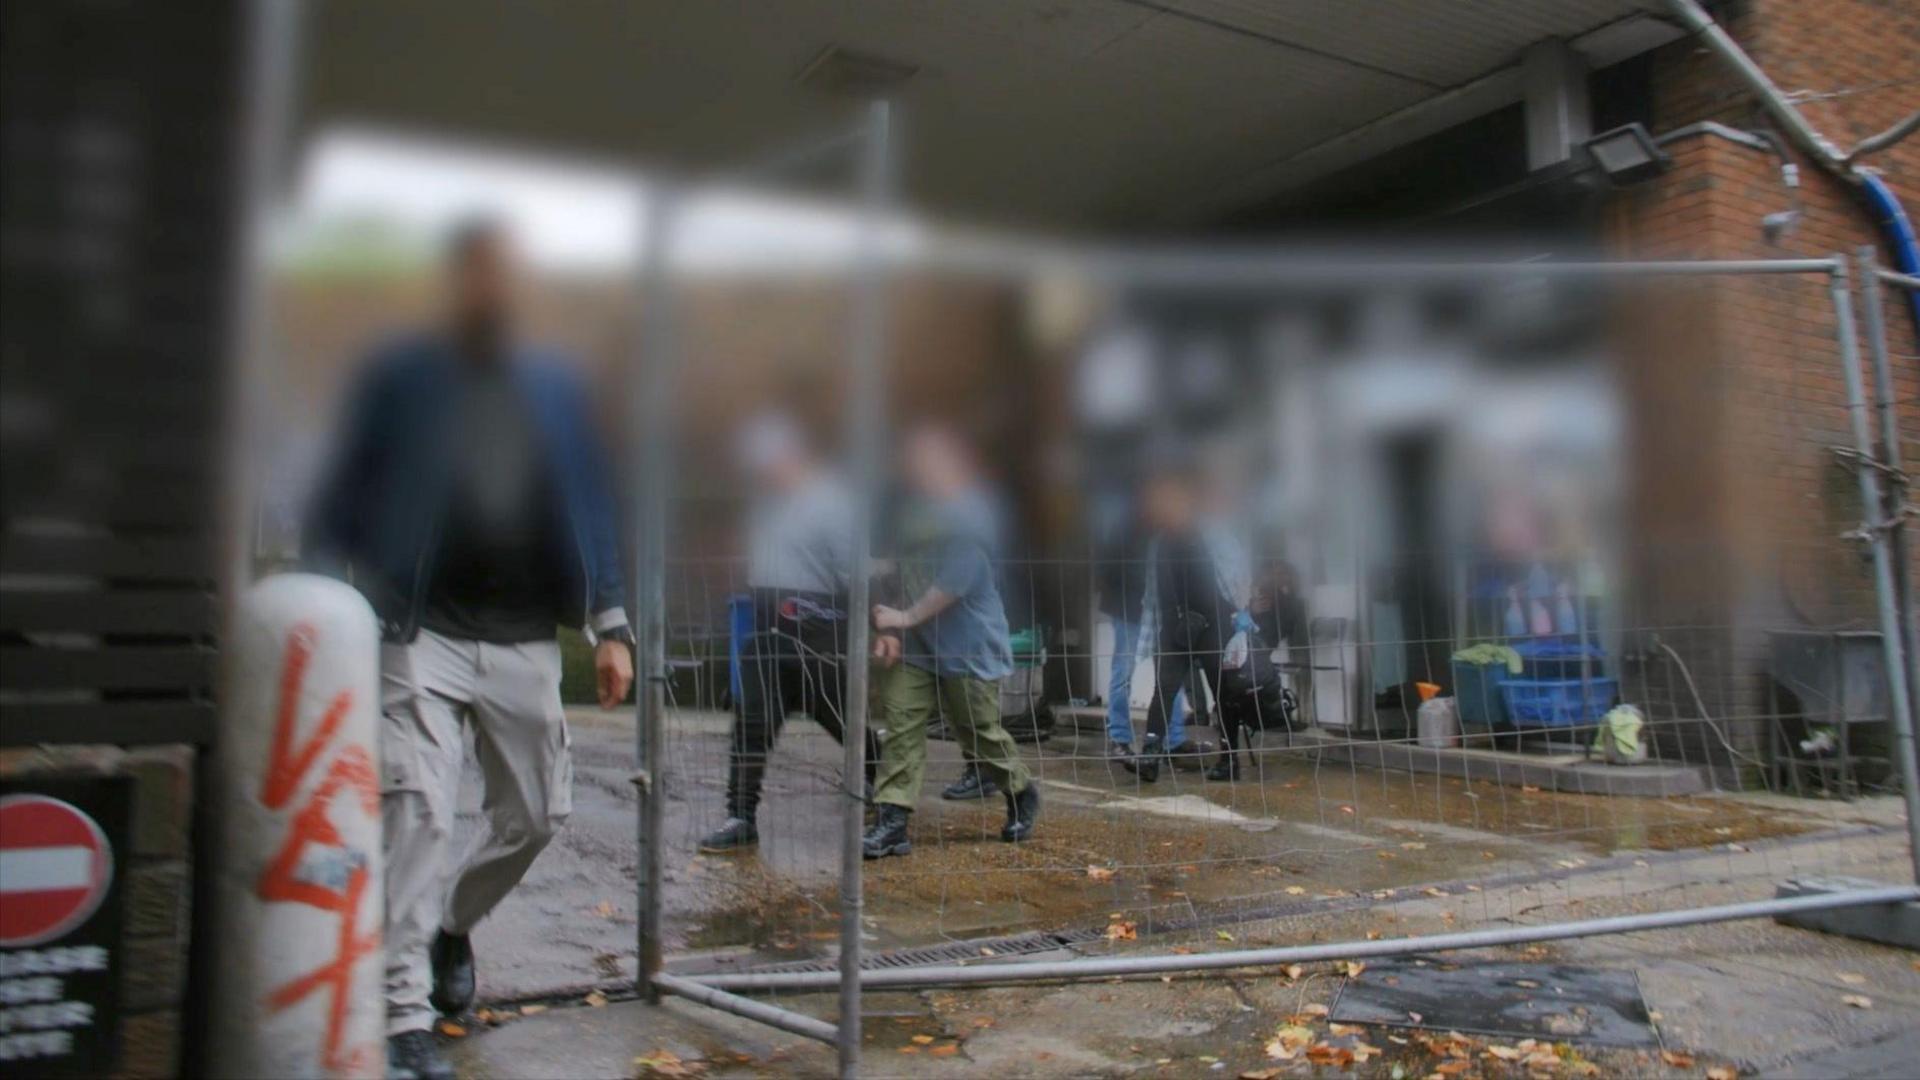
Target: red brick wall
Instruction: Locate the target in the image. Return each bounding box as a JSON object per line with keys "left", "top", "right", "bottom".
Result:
{"left": 1609, "top": 0, "right": 1919, "bottom": 771}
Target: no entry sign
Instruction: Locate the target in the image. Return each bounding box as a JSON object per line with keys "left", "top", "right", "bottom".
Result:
{"left": 0, "top": 796, "right": 114, "bottom": 948}
{"left": 0, "top": 777, "right": 131, "bottom": 1077}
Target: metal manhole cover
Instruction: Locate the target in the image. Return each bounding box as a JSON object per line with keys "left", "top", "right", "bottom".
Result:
{"left": 1330, "top": 960, "right": 1657, "bottom": 1047}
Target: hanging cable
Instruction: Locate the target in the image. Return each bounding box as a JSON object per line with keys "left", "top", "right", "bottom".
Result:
{"left": 1655, "top": 639, "right": 1771, "bottom": 770}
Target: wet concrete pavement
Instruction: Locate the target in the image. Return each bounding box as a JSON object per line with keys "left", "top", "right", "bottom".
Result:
{"left": 460, "top": 706, "right": 1897, "bottom": 1006}
{"left": 448, "top": 822, "right": 1920, "bottom": 1078}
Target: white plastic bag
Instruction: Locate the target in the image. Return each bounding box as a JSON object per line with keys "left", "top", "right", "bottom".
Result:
{"left": 1221, "top": 629, "right": 1249, "bottom": 671}
{"left": 1417, "top": 696, "right": 1460, "bottom": 749}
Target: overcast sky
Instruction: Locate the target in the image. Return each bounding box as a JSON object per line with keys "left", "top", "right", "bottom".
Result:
{"left": 287, "top": 126, "right": 924, "bottom": 273}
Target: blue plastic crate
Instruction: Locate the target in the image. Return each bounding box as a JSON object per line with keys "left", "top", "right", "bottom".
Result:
{"left": 1499, "top": 677, "right": 1618, "bottom": 728}
{"left": 1513, "top": 638, "right": 1605, "bottom": 681}
{"left": 1451, "top": 659, "right": 1513, "bottom": 729}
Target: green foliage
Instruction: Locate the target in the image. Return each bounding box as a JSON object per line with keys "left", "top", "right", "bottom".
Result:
{"left": 559, "top": 626, "right": 600, "bottom": 705}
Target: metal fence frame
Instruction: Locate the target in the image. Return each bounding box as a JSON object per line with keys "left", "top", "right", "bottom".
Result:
{"left": 629, "top": 108, "right": 1920, "bottom": 1076}
{"left": 1859, "top": 249, "right": 1920, "bottom": 741}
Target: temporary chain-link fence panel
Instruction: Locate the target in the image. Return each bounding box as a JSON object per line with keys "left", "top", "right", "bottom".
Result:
{"left": 631, "top": 241, "right": 1920, "bottom": 1075}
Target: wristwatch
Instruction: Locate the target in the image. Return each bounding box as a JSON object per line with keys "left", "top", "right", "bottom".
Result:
{"left": 601, "top": 625, "right": 637, "bottom": 647}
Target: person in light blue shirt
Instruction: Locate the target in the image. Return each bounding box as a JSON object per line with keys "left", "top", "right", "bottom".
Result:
{"left": 864, "top": 422, "right": 1038, "bottom": 857}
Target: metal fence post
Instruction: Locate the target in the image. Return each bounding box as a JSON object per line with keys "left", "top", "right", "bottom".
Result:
{"left": 634, "top": 182, "right": 680, "bottom": 1003}
{"left": 1829, "top": 260, "right": 1920, "bottom": 881}
{"left": 1858, "top": 248, "right": 1920, "bottom": 746}
{"left": 837, "top": 98, "right": 894, "bottom": 1080}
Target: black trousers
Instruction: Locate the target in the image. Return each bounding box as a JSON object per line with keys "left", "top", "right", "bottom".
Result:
{"left": 727, "top": 614, "right": 879, "bottom": 820}
{"left": 1146, "top": 625, "right": 1220, "bottom": 746}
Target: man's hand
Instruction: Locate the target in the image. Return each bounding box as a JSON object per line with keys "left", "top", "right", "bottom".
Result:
{"left": 595, "top": 639, "right": 634, "bottom": 709}
{"left": 871, "top": 633, "right": 902, "bottom": 668}
{"left": 871, "top": 604, "right": 911, "bottom": 631}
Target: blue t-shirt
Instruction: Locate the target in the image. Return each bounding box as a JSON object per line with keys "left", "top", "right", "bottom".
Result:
{"left": 896, "top": 490, "right": 1013, "bottom": 681}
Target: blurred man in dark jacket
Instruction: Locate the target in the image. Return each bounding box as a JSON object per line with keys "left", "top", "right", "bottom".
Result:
{"left": 306, "top": 221, "right": 631, "bottom": 1080}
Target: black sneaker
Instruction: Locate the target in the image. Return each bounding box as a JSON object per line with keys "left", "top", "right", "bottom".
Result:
{"left": 1165, "top": 741, "right": 1206, "bottom": 772}
{"left": 1000, "top": 783, "right": 1040, "bottom": 843}
{"left": 862, "top": 804, "right": 912, "bottom": 859}
{"left": 699, "top": 817, "right": 759, "bottom": 853}
{"left": 1107, "top": 740, "right": 1135, "bottom": 768}
{"left": 1134, "top": 738, "right": 1164, "bottom": 783}
{"left": 1205, "top": 754, "right": 1240, "bottom": 782}
{"left": 388, "top": 1030, "right": 455, "bottom": 1080}
{"left": 941, "top": 765, "right": 1001, "bottom": 800}
{"left": 428, "top": 931, "right": 474, "bottom": 1016}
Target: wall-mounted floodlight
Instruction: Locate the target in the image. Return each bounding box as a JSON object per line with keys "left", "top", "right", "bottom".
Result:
{"left": 1582, "top": 123, "right": 1672, "bottom": 185}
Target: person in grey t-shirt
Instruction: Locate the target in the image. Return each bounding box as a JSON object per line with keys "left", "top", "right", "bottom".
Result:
{"left": 700, "top": 412, "right": 880, "bottom": 853}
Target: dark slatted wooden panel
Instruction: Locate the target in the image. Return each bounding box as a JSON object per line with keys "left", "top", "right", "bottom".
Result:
{"left": 0, "top": 592, "right": 218, "bottom": 636}
{"left": 1, "top": 0, "right": 241, "bottom": 747}
{"left": 0, "top": 535, "right": 217, "bottom": 583}
{"left": 0, "top": 647, "right": 216, "bottom": 692}
{"left": 3, "top": 703, "right": 219, "bottom": 747}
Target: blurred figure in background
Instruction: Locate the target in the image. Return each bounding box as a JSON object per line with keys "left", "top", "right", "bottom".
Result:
{"left": 1251, "top": 559, "right": 1307, "bottom": 651}
{"left": 699, "top": 410, "right": 879, "bottom": 853}
{"left": 305, "top": 220, "right": 632, "bottom": 1080}
{"left": 1132, "top": 450, "right": 1252, "bottom": 783}
{"left": 1098, "top": 503, "right": 1192, "bottom": 770}
{"left": 867, "top": 422, "right": 1039, "bottom": 857}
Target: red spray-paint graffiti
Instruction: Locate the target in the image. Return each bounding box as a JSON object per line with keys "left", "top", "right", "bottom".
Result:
{"left": 256, "top": 622, "right": 381, "bottom": 1075}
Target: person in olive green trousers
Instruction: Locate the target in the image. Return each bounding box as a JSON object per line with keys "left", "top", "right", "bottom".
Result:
{"left": 865, "top": 422, "right": 1038, "bottom": 857}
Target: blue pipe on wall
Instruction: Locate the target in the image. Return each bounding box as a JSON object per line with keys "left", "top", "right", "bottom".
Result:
{"left": 1859, "top": 171, "right": 1920, "bottom": 332}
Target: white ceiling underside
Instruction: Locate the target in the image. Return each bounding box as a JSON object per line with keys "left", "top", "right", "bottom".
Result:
{"left": 298, "top": 0, "right": 1674, "bottom": 230}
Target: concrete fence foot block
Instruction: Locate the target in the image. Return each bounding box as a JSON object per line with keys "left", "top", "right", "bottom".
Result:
{"left": 1774, "top": 876, "right": 1920, "bottom": 949}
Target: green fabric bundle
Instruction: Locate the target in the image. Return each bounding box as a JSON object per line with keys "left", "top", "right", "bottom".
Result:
{"left": 1450, "top": 643, "right": 1524, "bottom": 675}
{"left": 1593, "top": 704, "right": 1647, "bottom": 764}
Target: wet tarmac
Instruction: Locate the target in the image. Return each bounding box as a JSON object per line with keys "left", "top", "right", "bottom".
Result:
{"left": 447, "top": 794, "right": 1920, "bottom": 1079}
{"left": 460, "top": 707, "right": 1884, "bottom": 1003}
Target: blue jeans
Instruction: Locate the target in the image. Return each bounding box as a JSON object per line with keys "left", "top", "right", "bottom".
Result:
{"left": 1107, "top": 618, "right": 1187, "bottom": 747}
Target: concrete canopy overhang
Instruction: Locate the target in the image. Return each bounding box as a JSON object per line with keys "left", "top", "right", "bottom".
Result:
{"left": 295, "top": 1, "right": 1682, "bottom": 231}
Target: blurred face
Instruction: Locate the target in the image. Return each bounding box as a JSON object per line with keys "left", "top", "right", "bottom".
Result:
{"left": 1273, "top": 562, "right": 1297, "bottom": 594}
{"left": 737, "top": 413, "right": 812, "bottom": 493}
{"left": 903, "top": 426, "right": 969, "bottom": 497}
{"left": 448, "top": 230, "right": 518, "bottom": 342}
{"left": 1143, "top": 473, "right": 1195, "bottom": 529}
{"left": 757, "top": 453, "right": 807, "bottom": 492}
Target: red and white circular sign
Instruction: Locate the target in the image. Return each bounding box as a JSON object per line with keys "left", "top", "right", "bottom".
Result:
{"left": 0, "top": 794, "right": 115, "bottom": 947}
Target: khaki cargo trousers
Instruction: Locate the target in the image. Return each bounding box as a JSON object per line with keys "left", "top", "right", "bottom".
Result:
{"left": 871, "top": 662, "right": 1030, "bottom": 809}
{"left": 378, "top": 629, "right": 571, "bottom": 1036}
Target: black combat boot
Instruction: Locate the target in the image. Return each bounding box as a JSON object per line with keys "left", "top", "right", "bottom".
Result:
{"left": 428, "top": 930, "right": 475, "bottom": 1016}
{"left": 699, "top": 816, "right": 759, "bottom": 853}
{"left": 388, "top": 1030, "right": 455, "bottom": 1080}
{"left": 861, "top": 804, "right": 912, "bottom": 859}
{"left": 941, "top": 764, "right": 1002, "bottom": 800}
{"left": 1000, "top": 783, "right": 1040, "bottom": 843}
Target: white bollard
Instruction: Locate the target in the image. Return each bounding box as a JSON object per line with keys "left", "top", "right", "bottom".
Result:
{"left": 208, "top": 573, "right": 384, "bottom": 1079}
